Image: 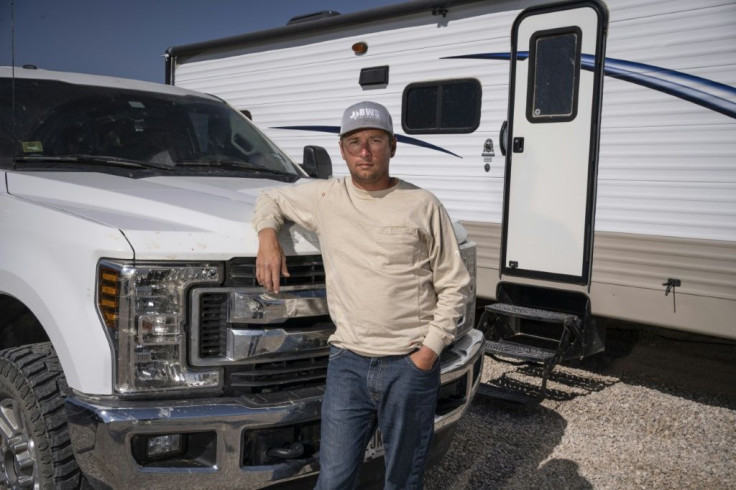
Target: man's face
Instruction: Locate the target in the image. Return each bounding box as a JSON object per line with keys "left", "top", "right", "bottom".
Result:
{"left": 339, "top": 129, "right": 397, "bottom": 191}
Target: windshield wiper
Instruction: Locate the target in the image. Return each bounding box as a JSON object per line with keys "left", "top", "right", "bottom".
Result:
{"left": 178, "top": 159, "right": 289, "bottom": 175}
{"left": 13, "top": 154, "right": 173, "bottom": 171}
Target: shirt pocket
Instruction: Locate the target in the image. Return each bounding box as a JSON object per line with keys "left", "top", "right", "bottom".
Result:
{"left": 374, "top": 226, "right": 418, "bottom": 266}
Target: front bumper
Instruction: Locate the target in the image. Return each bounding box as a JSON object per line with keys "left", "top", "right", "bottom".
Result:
{"left": 67, "top": 329, "right": 484, "bottom": 489}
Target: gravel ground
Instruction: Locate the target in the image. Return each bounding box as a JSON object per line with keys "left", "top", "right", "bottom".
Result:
{"left": 425, "top": 326, "right": 736, "bottom": 489}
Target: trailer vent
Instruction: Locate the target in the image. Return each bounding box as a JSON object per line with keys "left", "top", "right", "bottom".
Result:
{"left": 359, "top": 66, "right": 389, "bottom": 87}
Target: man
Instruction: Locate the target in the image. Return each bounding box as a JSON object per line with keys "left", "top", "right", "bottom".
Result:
{"left": 253, "top": 101, "right": 470, "bottom": 489}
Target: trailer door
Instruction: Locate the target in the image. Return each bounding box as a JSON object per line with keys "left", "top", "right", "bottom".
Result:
{"left": 501, "top": 0, "right": 608, "bottom": 285}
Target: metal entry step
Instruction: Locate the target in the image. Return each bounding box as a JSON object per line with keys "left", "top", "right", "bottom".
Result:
{"left": 484, "top": 339, "right": 557, "bottom": 363}
{"left": 478, "top": 282, "right": 602, "bottom": 405}
{"left": 486, "top": 303, "right": 582, "bottom": 336}
{"left": 486, "top": 302, "right": 578, "bottom": 321}
{"left": 480, "top": 339, "right": 560, "bottom": 405}
{"left": 477, "top": 302, "right": 584, "bottom": 404}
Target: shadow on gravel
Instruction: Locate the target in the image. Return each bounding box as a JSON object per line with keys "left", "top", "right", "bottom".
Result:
{"left": 575, "top": 325, "right": 736, "bottom": 410}
{"left": 425, "top": 323, "right": 736, "bottom": 489}
{"left": 424, "top": 396, "right": 592, "bottom": 490}
{"left": 480, "top": 324, "right": 736, "bottom": 410}
{"left": 493, "top": 365, "right": 619, "bottom": 402}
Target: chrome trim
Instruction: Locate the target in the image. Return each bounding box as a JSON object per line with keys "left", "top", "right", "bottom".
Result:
{"left": 227, "top": 325, "right": 333, "bottom": 362}
{"left": 66, "top": 329, "right": 485, "bottom": 489}
{"left": 440, "top": 328, "right": 483, "bottom": 383}
{"left": 190, "top": 285, "right": 333, "bottom": 366}
{"left": 228, "top": 288, "right": 329, "bottom": 324}
{"left": 435, "top": 328, "right": 485, "bottom": 431}
{"left": 66, "top": 394, "right": 323, "bottom": 490}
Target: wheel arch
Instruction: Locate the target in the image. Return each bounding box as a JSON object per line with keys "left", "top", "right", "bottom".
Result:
{"left": 0, "top": 293, "right": 51, "bottom": 350}
{"left": 0, "top": 274, "right": 92, "bottom": 395}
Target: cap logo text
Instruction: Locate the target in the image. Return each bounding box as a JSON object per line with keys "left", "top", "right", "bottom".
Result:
{"left": 350, "top": 108, "right": 381, "bottom": 120}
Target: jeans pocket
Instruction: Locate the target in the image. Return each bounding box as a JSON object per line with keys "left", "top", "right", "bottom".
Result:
{"left": 405, "top": 354, "right": 436, "bottom": 374}
{"left": 329, "top": 346, "right": 345, "bottom": 360}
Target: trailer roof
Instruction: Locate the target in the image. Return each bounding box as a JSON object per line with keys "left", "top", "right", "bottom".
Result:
{"left": 165, "top": 0, "right": 490, "bottom": 59}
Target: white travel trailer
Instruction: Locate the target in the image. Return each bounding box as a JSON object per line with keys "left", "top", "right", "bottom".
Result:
{"left": 165, "top": 0, "right": 736, "bottom": 342}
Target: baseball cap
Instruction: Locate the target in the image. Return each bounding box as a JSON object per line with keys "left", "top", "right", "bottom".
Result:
{"left": 339, "top": 101, "right": 394, "bottom": 137}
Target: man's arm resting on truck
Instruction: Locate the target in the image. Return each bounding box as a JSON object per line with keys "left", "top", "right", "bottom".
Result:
{"left": 253, "top": 181, "right": 322, "bottom": 293}
{"left": 256, "top": 227, "right": 289, "bottom": 294}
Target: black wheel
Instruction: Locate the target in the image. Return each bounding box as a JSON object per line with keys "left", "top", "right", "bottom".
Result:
{"left": 0, "top": 343, "right": 83, "bottom": 489}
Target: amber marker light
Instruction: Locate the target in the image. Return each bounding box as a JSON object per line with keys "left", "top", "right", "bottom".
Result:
{"left": 98, "top": 266, "right": 120, "bottom": 329}
{"left": 352, "top": 42, "right": 368, "bottom": 55}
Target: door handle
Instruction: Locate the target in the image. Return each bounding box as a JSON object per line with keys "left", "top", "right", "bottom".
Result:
{"left": 499, "top": 121, "right": 508, "bottom": 156}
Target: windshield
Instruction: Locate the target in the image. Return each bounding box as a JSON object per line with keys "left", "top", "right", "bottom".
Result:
{"left": 0, "top": 77, "right": 299, "bottom": 177}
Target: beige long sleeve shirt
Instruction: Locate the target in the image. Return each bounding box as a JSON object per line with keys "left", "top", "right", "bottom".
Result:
{"left": 253, "top": 177, "right": 471, "bottom": 357}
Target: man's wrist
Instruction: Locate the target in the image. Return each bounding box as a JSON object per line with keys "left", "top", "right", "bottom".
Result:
{"left": 255, "top": 220, "right": 280, "bottom": 234}
{"left": 422, "top": 333, "right": 446, "bottom": 358}
{"left": 410, "top": 346, "right": 438, "bottom": 370}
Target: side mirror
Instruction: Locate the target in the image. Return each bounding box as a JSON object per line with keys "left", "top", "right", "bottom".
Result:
{"left": 302, "top": 146, "right": 332, "bottom": 179}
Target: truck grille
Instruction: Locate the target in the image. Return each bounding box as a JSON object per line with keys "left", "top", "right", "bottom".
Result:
{"left": 225, "top": 355, "right": 329, "bottom": 394}
{"left": 199, "top": 292, "right": 228, "bottom": 358}
{"left": 194, "top": 255, "right": 331, "bottom": 396}
{"left": 226, "top": 255, "right": 325, "bottom": 287}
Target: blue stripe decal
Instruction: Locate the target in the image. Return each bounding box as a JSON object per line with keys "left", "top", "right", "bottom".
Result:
{"left": 272, "top": 125, "right": 463, "bottom": 158}
{"left": 443, "top": 53, "right": 736, "bottom": 119}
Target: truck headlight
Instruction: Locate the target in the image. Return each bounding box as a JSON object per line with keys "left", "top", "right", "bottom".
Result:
{"left": 97, "top": 260, "right": 222, "bottom": 394}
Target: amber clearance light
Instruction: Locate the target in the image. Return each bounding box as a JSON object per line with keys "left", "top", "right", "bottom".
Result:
{"left": 98, "top": 266, "right": 120, "bottom": 329}
{"left": 352, "top": 42, "right": 368, "bottom": 55}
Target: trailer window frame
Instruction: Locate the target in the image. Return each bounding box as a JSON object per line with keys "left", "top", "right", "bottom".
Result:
{"left": 526, "top": 26, "right": 582, "bottom": 123}
{"left": 401, "top": 78, "right": 482, "bottom": 134}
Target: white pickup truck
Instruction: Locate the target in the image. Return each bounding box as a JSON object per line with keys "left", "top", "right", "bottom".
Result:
{"left": 0, "top": 66, "right": 483, "bottom": 489}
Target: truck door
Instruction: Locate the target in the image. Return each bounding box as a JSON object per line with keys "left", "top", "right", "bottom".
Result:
{"left": 501, "top": 0, "right": 608, "bottom": 285}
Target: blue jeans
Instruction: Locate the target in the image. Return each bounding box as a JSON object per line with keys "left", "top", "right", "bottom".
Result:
{"left": 314, "top": 347, "right": 440, "bottom": 490}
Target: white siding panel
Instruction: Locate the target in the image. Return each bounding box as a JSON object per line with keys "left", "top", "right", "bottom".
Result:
{"left": 173, "top": 0, "right": 736, "bottom": 243}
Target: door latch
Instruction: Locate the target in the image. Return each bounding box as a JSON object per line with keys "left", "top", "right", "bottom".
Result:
{"left": 512, "top": 137, "right": 524, "bottom": 153}
{"left": 482, "top": 138, "right": 495, "bottom": 172}
{"left": 482, "top": 138, "right": 495, "bottom": 158}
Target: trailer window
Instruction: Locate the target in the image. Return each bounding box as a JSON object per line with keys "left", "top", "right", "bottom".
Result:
{"left": 402, "top": 79, "right": 481, "bottom": 134}
{"left": 526, "top": 27, "right": 581, "bottom": 123}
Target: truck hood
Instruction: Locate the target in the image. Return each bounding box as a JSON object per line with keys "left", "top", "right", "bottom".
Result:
{"left": 5, "top": 171, "right": 320, "bottom": 259}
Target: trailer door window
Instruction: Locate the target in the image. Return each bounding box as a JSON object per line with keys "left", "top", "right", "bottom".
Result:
{"left": 527, "top": 27, "right": 581, "bottom": 123}
{"left": 402, "top": 79, "right": 481, "bottom": 134}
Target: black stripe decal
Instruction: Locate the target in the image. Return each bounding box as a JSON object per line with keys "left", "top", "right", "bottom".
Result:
{"left": 271, "top": 126, "right": 463, "bottom": 158}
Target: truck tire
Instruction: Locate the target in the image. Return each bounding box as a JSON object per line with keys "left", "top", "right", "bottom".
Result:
{"left": 0, "top": 343, "right": 83, "bottom": 489}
